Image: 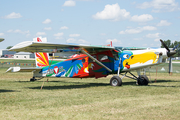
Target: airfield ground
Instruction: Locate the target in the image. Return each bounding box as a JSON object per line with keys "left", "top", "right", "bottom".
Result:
{"left": 0, "top": 61, "right": 180, "bottom": 119}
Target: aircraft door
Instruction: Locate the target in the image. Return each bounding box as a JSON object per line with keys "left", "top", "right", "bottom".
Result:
{"left": 111, "top": 50, "right": 120, "bottom": 72}
{"left": 98, "top": 54, "right": 111, "bottom": 68}
{"left": 88, "top": 51, "right": 112, "bottom": 78}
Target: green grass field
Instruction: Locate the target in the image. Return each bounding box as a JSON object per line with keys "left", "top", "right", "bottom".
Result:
{"left": 0, "top": 58, "right": 35, "bottom": 63}
{"left": 1, "top": 65, "right": 180, "bottom": 120}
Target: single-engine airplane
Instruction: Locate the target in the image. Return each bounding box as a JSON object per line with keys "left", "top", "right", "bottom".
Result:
{"left": 6, "top": 37, "right": 178, "bottom": 86}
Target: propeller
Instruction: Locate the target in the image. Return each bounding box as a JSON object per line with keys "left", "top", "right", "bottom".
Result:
{"left": 160, "top": 39, "right": 179, "bottom": 75}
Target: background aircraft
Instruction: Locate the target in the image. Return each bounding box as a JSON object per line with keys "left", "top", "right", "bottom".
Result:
{"left": 6, "top": 37, "right": 178, "bottom": 86}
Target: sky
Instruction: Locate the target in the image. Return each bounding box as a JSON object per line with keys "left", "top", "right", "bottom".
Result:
{"left": 0, "top": 0, "right": 180, "bottom": 49}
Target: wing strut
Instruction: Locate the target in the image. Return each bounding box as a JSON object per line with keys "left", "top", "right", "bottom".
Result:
{"left": 80, "top": 48, "right": 112, "bottom": 72}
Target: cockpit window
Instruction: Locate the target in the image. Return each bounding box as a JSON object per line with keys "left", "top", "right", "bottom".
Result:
{"left": 98, "top": 54, "right": 108, "bottom": 61}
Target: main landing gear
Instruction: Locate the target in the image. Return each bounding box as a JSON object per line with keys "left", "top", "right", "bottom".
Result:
{"left": 110, "top": 71, "right": 149, "bottom": 87}
{"left": 110, "top": 76, "right": 122, "bottom": 86}
{"left": 137, "top": 75, "right": 149, "bottom": 85}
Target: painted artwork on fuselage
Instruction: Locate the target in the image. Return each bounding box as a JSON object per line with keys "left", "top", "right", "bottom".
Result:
{"left": 39, "top": 51, "right": 115, "bottom": 78}
{"left": 42, "top": 58, "right": 87, "bottom": 77}
{"left": 35, "top": 52, "right": 49, "bottom": 67}
{"left": 37, "top": 49, "right": 159, "bottom": 78}
{"left": 119, "top": 50, "right": 159, "bottom": 71}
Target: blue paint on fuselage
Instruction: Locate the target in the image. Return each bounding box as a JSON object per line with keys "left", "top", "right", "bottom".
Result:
{"left": 56, "top": 71, "right": 66, "bottom": 77}
{"left": 118, "top": 51, "right": 133, "bottom": 70}
{"left": 41, "top": 59, "right": 83, "bottom": 77}
{"left": 40, "top": 51, "right": 133, "bottom": 77}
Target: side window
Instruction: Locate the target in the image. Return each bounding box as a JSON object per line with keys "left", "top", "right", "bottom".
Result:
{"left": 112, "top": 50, "right": 119, "bottom": 60}
{"left": 98, "top": 54, "right": 108, "bottom": 61}
{"left": 88, "top": 55, "right": 97, "bottom": 63}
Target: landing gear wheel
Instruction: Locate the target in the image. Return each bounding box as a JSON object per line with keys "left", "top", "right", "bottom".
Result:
{"left": 30, "top": 77, "right": 36, "bottom": 82}
{"left": 110, "top": 76, "right": 122, "bottom": 86}
{"left": 137, "top": 75, "right": 149, "bottom": 85}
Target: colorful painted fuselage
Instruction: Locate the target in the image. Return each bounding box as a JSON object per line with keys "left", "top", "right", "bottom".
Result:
{"left": 37, "top": 50, "right": 116, "bottom": 78}
{"left": 35, "top": 49, "right": 166, "bottom": 79}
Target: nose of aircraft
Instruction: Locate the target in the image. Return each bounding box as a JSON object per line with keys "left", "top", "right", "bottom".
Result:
{"left": 160, "top": 39, "right": 178, "bottom": 57}
{"left": 160, "top": 39, "right": 179, "bottom": 75}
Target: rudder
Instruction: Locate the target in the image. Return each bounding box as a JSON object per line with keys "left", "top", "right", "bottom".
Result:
{"left": 33, "top": 37, "right": 50, "bottom": 68}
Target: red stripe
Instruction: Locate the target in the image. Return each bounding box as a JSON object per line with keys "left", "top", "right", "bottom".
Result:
{"left": 43, "top": 53, "right": 49, "bottom": 65}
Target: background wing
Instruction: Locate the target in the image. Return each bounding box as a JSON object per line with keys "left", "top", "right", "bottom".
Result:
{"left": 9, "top": 41, "right": 114, "bottom": 54}
{"left": 0, "top": 38, "right": 4, "bottom": 42}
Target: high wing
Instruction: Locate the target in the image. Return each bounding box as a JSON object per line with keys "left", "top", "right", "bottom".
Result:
{"left": 9, "top": 41, "right": 114, "bottom": 54}
{"left": 9, "top": 41, "right": 115, "bottom": 73}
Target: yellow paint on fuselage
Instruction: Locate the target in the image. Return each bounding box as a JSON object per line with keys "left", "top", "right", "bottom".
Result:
{"left": 84, "top": 63, "right": 94, "bottom": 73}
{"left": 36, "top": 58, "right": 46, "bottom": 65}
{"left": 123, "top": 51, "right": 158, "bottom": 68}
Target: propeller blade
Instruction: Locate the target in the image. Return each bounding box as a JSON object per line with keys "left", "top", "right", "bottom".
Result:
{"left": 160, "top": 39, "right": 177, "bottom": 57}
{"left": 160, "top": 39, "right": 176, "bottom": 75}
{"left": 173, "top": 44, "right": 179, "bottom": 51}
{"left": 169, "top": 57, "right": 173, "bottom": 75}
{"left": 160, "top": 39, "right": 170, "bottom": 52}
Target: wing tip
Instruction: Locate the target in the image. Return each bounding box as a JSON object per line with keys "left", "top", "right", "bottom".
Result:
{"left": 9, "top": 41, "right": 33, "bottom": 51}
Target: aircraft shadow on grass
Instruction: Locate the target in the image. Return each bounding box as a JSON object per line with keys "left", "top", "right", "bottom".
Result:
{"left": 148, "top": 79, "right": 180, "bottom": 88}
{"left": 150, "top": 79, "right": 180, "bottom": 83}
{"left": 0, "top": 89, "right": 18, "bottom": 93}
{"left": 25, "top": 79, "right": 180, "bottom": 90}
{"left": 28, "top": 83, "right": 109, "bottom": 90}
{"left": 26, "top": 80, "right": 138, "bottom": 90}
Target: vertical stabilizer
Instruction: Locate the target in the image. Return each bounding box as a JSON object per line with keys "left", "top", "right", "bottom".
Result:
{"left": 33, "top": 36, "right": 47, "bottom": 42}
{"left": 34, "top": 37, "right": 49, "bottom": 68}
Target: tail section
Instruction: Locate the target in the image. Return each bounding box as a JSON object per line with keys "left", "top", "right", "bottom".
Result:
{"left": 35, "top": 52, "right": 49, "bottom": 67}
{"left": 33, "top": 37, "right": 50, "bottom": 68}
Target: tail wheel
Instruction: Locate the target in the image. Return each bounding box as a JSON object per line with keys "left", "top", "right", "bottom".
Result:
{"left": 110, "top": 76, "right": 122, "bottom": 86}
{"left": 137, "top": 75, "right": 149, "bottom": 85}
{"left": 30, "top": 77, "right": 36, "bottom": 82}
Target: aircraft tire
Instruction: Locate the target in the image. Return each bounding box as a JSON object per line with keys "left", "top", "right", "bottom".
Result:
{"left": 30, "top": 77, "right": 36, "bottom": 82}
{"left": 137, "top": 75, "right": 149, "bottom": 85}
{"left": 110, "top": 76, "right": 122, "bottom": 86}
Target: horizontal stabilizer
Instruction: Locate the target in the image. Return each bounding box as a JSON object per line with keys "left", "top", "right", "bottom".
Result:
{"left": 6, "top": 67, "right": 42, "bottom": 72}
